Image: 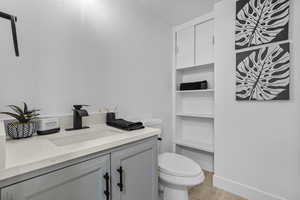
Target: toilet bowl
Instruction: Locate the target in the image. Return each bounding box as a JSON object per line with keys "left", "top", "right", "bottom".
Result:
{"left": 158, "top": 153, "right": 205, "bottom": 200}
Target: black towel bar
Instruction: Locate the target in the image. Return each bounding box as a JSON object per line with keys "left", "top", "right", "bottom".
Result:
{"left": 0, "top": 11, "right": 19, "bottom": 57}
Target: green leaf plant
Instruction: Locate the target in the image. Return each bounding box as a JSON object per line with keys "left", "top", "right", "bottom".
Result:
{"left": 0, "top": 102, "right": 40, "bottom": 123}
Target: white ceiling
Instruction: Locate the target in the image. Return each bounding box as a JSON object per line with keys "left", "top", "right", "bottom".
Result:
{"left": 138, "top": 0, "right": 215, "bottom": 25}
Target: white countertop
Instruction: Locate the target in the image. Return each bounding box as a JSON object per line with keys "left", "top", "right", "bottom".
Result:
{"left": 0, "top": 124, "right": 160, "bottom": 184}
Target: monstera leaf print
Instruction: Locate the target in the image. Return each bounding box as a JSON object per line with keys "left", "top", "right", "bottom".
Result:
{"left": 236, "top": 0, "right": 289, "bottom": 49}
{"left": 236, "top": 43, "right": 289, "bottom": 101}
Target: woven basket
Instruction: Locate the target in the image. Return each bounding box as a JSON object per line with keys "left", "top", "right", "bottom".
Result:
{"left": 7, "top": 121, "right": 37, "bottom": 139}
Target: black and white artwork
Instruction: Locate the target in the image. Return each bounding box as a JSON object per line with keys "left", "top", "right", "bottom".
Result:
{"left": 236, "top": 42, "right": 290, "bottom": 101}
{"left": 236, "top": 0, "right": 290, "bottom": 50}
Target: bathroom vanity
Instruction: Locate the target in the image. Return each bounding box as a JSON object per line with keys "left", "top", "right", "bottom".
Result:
{"left": 0, "top": 125, "right": 160, "bottom": 200}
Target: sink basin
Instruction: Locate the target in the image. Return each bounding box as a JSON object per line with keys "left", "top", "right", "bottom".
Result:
{"left": 49, "top": 129, "right": 123, "bottom": 147}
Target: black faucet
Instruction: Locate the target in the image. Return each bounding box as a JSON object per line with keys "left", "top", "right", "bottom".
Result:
{"left": 65, "top": 105, "right": 89, "bottom": 131}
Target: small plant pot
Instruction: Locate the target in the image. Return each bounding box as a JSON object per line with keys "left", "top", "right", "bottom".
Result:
{"left": 7, "top": 121, "right": 37, "bottom": 139}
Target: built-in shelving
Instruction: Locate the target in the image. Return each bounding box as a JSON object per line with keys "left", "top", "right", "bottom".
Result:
{"left": 176, "top": 62, "right": 214, "bottom": 71}
{"left": 176, "top": 89, "right": 214, "bottom": 93}
{"left": 173, "top": 12, "right": 215, "bottom": 172}
{"left": 175, "top": 139, "right": 214, "bottom": 153}
{"left": 176, "top": 112, "right": 214, "bottom": 119}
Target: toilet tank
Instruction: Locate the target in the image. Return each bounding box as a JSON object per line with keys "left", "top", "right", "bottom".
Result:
{"left": 142, "top": 118, "right": 163, "bottom": 153}
{"left": 143, "top": 118, "right": 163, "bottom": 129}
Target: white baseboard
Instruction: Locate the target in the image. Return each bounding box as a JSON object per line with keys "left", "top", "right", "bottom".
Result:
{"left": 213, "top": 175, "right": 287, "bottom": 200}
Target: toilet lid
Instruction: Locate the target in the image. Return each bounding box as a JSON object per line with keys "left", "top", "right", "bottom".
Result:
{"left": 158, "top": 153, "right": 202, "bottom": 177}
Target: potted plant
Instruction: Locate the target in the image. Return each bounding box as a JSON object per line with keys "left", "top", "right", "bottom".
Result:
{"left": 0, "top": 102, "right": 40, "bottom": 139}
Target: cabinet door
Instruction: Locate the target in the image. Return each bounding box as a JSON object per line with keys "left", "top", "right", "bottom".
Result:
{"left": 1, "top": 155, "right": 110, "bottom": 200}
{"left": 176, "top": 26, "right": 195, "bottom": 68}
{"left": 111, "top": 138, "right": 158, "bottom": 200}
{"left": 195, "top": 19, "right": 214, "bottom": 65}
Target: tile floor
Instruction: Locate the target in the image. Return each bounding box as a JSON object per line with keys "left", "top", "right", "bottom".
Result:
{"left": 189, "top": 171, "right": 247, "bottom": 200}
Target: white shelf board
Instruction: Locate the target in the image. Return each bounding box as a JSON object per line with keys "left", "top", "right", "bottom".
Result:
{"left": 176, "top": 62, "right": 214, "bottom": 71}
{"left": 176, "top": 113, "right": 214, "bottom": 119}
{"left": 175, "top": 139, "right": 214, "bottom": 153}
{"left": 176, "top": 89, "right": 214, "bottom": 93}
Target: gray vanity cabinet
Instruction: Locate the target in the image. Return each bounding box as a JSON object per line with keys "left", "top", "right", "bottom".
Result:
{"left": 0, "top": 137, "right": 158, "bottom": 200}
{"left": 1, "top": 155, "right": 110, "bottom": 200}
{"left": 111, "top": 139, "right": 158, "bottom": 200}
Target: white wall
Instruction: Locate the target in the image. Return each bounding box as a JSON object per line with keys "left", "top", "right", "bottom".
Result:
{"left": 0, "top": 0, "right": 172, "bottom": 151}
{"left": 214, "top": 1, "right": 300, "bottom": 200}
{"left": 139, "top": 0, "right": 215, "bottom": 25}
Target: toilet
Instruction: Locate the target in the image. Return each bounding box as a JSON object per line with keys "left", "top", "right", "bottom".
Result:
{"left": 143, "top": 119, "right": 205, "bottom": 200}
{"left": 159, "top": 152, "right": 205, "bottom": 200}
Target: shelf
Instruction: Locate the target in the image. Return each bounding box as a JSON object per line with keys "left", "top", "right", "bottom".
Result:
{"left": 176, "top": 113, "right": 214, "bottom": 119}
{"left": 173, "top": 13, "right": 215, "bottom": 172}
{"left": 175, "top": 139, "right": 214, "bottom": 153}
{"left": 176, "top": 89, "right": 214, "bottom": 93}
{"left": 176, "top": 62, "right": 214, "bottom": 71}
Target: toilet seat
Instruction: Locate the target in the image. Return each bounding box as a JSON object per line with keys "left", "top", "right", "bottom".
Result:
{"left": 158, "top": 153, "right": 203, "bottom": 177}
{"left": 159, "top": 170, "right": 204, "bottom": 187}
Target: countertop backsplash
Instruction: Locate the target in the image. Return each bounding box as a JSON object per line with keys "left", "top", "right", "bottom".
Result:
{"left": 0, "top": 121, "right": 5, "bottom": 169}
{"left": 2, "top": 112, "right": 106, "bottom": 138}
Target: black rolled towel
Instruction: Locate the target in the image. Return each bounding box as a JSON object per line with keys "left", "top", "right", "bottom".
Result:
{"left": 107, "top": 119, "right": 144, "bottom": 131}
